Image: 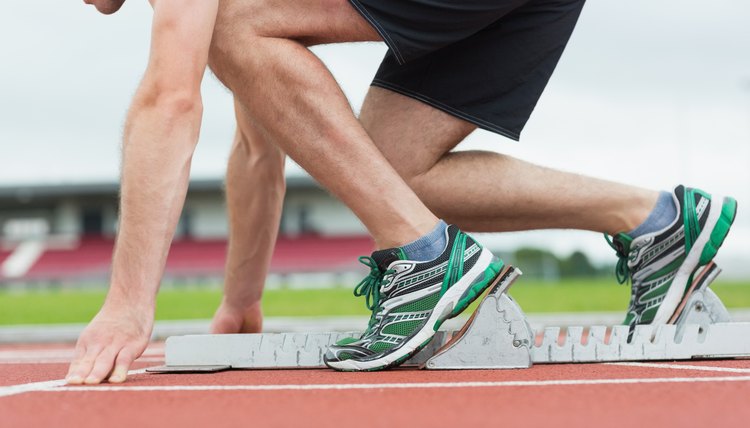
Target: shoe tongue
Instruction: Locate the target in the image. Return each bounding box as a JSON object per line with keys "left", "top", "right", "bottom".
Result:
{"left": 370, "top": 248, "right": 404, "bottom": 271}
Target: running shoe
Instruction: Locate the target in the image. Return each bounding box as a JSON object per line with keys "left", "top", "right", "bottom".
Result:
{"left": 607, "top": 185, "right": 737, "bottom": 332}
{"left": 324, "top": 225, "right": 505, "bottom": 371}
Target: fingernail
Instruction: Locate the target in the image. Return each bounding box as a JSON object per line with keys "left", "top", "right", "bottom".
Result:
{"left": 84, "top": 376, "right": 98, "bottom": 384}
{"left": 66, "top": 375, "right": 82, "bottom": 384}
{"left": 109, "top": 368, "right": 126, "bottom": 383}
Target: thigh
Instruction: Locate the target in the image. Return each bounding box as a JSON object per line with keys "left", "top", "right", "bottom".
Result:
{"left": 215, "top": 0, "right": 380, "bottom": 45}
{"left": 360, "top": 86, "right": 476, "bottom": 179}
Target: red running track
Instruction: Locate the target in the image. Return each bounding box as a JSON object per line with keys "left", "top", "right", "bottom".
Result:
{"left": 1, "top": 342, "right": 750, "bottom": 428}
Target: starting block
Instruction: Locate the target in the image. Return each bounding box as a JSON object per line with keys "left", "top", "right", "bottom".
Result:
{"left": 148, "top": 262, "right": 750, "bottom": 373}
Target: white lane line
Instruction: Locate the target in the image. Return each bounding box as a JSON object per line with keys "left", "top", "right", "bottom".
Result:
{"left": 0, "top": 358, "right": 165, "bottom": 365}
{"left": 0, "top": 350, "right": 74, "bottom": 359}
{"left": 38, "top": 375, "right": 750, "bottom": 393}
{"left": 0, "top": 379, "right": 67, "bottom": 398}
{"left": 0, "top": 347, "right": 164, "bottom": 360}
{"left": 608, "top": 362, "right": 750, "bottom": 374}
{"left": 0, "top": 369, "right": 148, "bottom": 398}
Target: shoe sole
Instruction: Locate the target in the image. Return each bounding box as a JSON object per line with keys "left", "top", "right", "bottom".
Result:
{"left": 325, "top": 248, "right": 504, "bottom": 371}
{"left": 652, "top": 195, "right": 737, "bottom": 325}
{"left": 667, "top": 261, "right": 720, "bottom": 323}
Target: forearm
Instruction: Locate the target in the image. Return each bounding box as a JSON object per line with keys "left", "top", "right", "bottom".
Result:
{"left": 222, "top": 124, "right": 286, "bottom": 309}
{"left": 107, "top": 90, "right": 202, "bottom": 307}
{"left": 67, "top": 0, "right": 219, "bottom": 386}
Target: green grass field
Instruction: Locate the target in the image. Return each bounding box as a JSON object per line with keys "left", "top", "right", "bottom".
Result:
{"left": 1, "top": 279, "right": 749, "bottom": 325}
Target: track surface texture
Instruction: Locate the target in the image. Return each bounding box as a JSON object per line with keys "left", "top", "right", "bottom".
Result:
{"left": 2, "top": 342, "right": 750, "bottom": 428}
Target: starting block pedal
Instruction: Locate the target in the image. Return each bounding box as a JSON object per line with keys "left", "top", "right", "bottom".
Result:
{"left": 148, "top": 262, "right": 750, "bottom": 374}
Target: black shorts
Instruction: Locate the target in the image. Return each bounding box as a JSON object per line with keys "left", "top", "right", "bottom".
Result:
{"left": 349, "top": 0, "right": 586, "bottom": 140}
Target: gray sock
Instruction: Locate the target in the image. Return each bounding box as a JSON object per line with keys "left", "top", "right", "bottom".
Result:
{"left": 401, "top": 220, "right": 448, "bottom": 261}
{"left": 628, "top": 191, "right": 678, "bottom": 238}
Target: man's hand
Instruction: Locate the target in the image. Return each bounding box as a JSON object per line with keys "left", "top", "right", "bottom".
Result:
{"left": 66, "top": 302, "right": 153, "bottom": 385}
{"left": 210, "top": 299, "right": 263, "bottom": 334}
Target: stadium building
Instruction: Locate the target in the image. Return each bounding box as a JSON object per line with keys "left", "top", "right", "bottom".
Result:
{"left": 0, "top": 176, "right": 373, "bottom": 284}
{"left": 4, "top": 175, "right": 746, "bottom": 285}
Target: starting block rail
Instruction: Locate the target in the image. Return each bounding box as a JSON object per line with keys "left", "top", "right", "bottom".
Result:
{"left": 148, "top": 263, "right": 750, "bottom": 373}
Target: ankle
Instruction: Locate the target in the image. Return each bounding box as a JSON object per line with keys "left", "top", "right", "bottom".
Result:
{"left": 374, "top": 217, "right": 441, "bottom": 249}
{"left": 623, "top": 190, "right": 677, "bottom": 238}
{"left": 400, "top": 220, "right": 448, "bottom": 261}
{"left": 608, "top": 190, "right": 660, "bottom": 235}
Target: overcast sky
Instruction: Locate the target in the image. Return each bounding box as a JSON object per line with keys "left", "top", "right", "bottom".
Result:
{"left": 1, "top": 1, "right": 748, "bottom": 272}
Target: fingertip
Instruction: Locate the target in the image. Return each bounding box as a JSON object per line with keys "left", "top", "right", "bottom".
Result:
{"left": 108, "top": 367, "right": 127, "bottom": 383}
{"left": 108, "top": 373, "right": 126, "bottom": 383}
{"left": 84, "top": 376, "right": 101, "bottom": 385}
{"left": 66, "top": 375, "right": 83, "bottom": 385}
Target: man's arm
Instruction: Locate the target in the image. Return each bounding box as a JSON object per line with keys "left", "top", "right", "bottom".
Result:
{"left": 66, "top": 0, "right": 218, "bottom": 385}
{"left": 210, "top": 100, "right": 286, "bottom": 334}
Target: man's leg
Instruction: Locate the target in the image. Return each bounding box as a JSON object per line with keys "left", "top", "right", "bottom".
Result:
{"left": 210, "top": 0, "right": 510, "bottom": 371}
{"left": 361, "top": 86, "right": 737, "bottom": 333}
{"left": 207, "top": 0, "right": 735, "bottom": 354}
{"left": 360, "top": 87, "right": 659, "bottom": 236}
{"left": 209, "top": 0, "right": 438, "bottom": 250}
{"left": 210, "top": 99, "right": 285, "bottom": 334}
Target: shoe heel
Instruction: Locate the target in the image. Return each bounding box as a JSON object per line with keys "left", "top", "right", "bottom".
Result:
{"left": 448, "top": 257, "right": 505, "bottom": 320}
{"left": 699, "top": 197, "right": 738, "bottom": 265}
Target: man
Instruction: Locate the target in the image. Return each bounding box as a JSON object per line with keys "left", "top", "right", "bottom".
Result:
{"left": 69, "top": 0, "right": 736, "bottom": 382}
{"left": 69, "top": 0, "right": 502, "bottom": 382}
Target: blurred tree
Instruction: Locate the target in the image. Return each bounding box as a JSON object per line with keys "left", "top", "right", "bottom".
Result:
{"left": 559, "top": 250, "right": 597, "bottom": 278}
{"left": 502, "top": 247, "right": 611, "bottom": 280}
{"left": 512, "top": 247, "right": 560, "bottom": 281}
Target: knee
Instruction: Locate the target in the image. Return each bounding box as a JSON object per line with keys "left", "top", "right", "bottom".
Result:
{"left": 208, "top": 23, "right": 242, "bottom": 84}
{"left": 209, "top": 0, "right": 269, "bottom": 83}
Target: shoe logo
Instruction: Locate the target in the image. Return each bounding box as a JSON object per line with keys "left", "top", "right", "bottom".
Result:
{"left": 628, "top": 236, "right": 654, "bottom": 266}
{"left": 381, "top": 262, "right": 415, "bottom": 293}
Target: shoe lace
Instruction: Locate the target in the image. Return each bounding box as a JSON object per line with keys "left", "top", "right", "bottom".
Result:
{"left": 353, "top": 256, "right": 395, "bottom": 332}
{"left": 604, "top": 234, "right": 630, "bottom": 285}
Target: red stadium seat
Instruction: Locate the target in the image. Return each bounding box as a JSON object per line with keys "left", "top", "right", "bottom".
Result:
{"left": 16, "top": 235, "right": 374, "bottom": 281}
{"left": 25, "top": 236, "right": 114, "bottom": 280}
{"left": 0, "top": 249, "right": 12, "bottom": 266}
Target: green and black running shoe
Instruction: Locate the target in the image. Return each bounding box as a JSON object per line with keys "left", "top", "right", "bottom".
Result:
{"left": 324, "top": 225, "right": 504, "bottom": 371}
{"left": 608, "top": 185, "right": 737, "bottom": 333}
